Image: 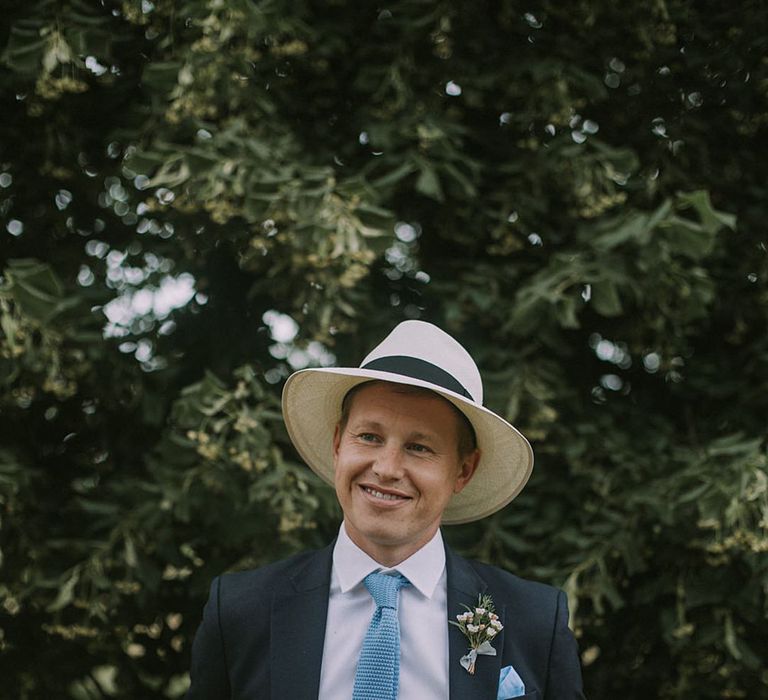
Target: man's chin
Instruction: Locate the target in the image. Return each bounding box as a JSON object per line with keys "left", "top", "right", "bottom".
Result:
{"left": 347, "top": 514, "right": 407, "bottom": 545}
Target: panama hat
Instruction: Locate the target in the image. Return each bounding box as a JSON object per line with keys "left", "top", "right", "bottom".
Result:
{"left": 281, "top": 320, "right": 533, "bottom": 524}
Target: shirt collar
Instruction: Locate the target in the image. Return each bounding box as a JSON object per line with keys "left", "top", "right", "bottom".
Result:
{"left": 333, "top": 522, "right": 446, "bottom": 599}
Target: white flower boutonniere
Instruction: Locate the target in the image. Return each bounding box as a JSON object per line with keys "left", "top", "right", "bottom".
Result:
{"left": 449, "top": 593, "right": 504, "bottom": 674}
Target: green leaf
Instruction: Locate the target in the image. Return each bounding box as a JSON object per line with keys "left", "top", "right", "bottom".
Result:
{"left": 370, "top": 162, "right": 417, "bottom": 189}
{"left": 592, "top": 200, "right": 673, "bottom": 251}
{"left": 46, "top": 569, "right": 79, "bottom": 612}
{"left": 124, "top": 536, "right": 138, "bottom": 568}
{"left": 677, "top": 190, "right": 737, "bottom": 233}
{"left": 661, "top": 217, "right": 716, "bottom": 259}
{"left": 415, "top": 164, "right": 444, "bottom": 201}
{"left": 590, "top": 280, "right": 623, "bottom": 316}
{"left": 2, "top": 259, "right": 78, "bottom": 324}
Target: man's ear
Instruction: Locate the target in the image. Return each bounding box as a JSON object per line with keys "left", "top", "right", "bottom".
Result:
{"left": 454, "top": 449, "right": 481, "bottom": 494}
{"left": 332, "top": 423, "right": 342, "bottom": 460}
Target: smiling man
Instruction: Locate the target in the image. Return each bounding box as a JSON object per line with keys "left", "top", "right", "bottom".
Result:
{"left": 333, "top": 381, "right": 480, "bottom": 567}
{"left": 187, "top": 321, "right": 586, "bottom": 699}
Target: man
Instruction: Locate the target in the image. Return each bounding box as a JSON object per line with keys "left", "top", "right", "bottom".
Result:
{"left": 187, "top": 320, "right": 586, "bottom": 699}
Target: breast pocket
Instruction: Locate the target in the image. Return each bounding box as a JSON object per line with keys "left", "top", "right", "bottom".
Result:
{"left": 499, "top": 691, "right": 541, "bottom": 700}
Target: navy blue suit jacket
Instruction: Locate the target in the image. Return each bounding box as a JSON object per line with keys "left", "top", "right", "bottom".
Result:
{"left": 187, "top": 540, "right": 585, "bottom": 699}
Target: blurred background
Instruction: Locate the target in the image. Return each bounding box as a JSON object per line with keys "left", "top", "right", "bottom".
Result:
{"left": 1, "top": 1, "right": 767, "bottom": 697}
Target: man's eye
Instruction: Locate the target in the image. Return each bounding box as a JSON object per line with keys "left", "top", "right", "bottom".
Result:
{"left": 407, "top": 443, "right": 431, "bottom": 453}
{"left": 357, "top": 433, "right": 379, "bottom": 442}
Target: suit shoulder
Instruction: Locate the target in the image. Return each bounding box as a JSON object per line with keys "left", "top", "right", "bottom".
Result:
{"left": 221, "top": 549, "right": 317, "bottom": 585}
{"left": 215, "top": 545, "right": 331, "bottom": 607}
{"left": 458, "top": 558, "right": 568, "bottom": 643}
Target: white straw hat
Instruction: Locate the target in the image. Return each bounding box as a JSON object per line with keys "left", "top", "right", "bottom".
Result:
{"left": 281, "top": 320, "right": 533, "bottom": 524}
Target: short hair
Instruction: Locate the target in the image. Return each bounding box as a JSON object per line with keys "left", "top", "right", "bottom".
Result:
{"left": 338, "top": 380, "right": 478, "bottom": 457}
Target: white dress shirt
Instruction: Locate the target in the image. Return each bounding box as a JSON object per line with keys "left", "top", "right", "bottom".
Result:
{"left": 318, "top": 523, "right": 450, "bottom": 700}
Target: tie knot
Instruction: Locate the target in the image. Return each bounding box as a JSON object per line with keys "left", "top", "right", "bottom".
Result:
{"left": 363, "top": 571, "right": 410, "bottom": 609}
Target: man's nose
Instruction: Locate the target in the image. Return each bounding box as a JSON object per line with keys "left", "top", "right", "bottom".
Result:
{"left": 371, "top": 443, "right": 405, "bottom": 480}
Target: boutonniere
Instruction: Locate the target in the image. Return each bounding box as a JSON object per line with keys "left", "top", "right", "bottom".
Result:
{"left": 449, "top": 593, "right": 504, "bottom": 674}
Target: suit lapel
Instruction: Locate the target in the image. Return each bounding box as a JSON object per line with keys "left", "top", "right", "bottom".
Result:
{"left": 268, "top": 541, "right": 505, "bottom": 698}
{"left": 270, "top": 544, "right": 333, "bottom": 699}
{"left": 446, "top": 545, "right": 504, "bottom": 700}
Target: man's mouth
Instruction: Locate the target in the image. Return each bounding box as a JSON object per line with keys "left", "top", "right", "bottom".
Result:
{"left": 360, "top": 485, "right": 411, "bottom": 502}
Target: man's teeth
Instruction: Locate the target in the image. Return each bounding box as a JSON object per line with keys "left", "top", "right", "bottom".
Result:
{"left": 364, "top": 487, "right": 405, "bottom": 501}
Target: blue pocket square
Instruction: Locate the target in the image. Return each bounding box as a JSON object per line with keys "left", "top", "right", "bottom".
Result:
{"left": 497, "top": 664, "right": 526, "bottom": 699}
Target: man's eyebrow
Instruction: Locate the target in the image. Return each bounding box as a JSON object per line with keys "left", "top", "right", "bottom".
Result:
{"left": 345, "top": 421, "right": 438, "bottom": 442}
{"left": 406, "top": 431, "right": 437, "bottom": 443}
{"left": 346, "top": 419, "right": 384, "bottom": 431}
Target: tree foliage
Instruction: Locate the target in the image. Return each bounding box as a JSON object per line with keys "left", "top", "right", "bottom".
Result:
{"left": 1, "top": 0, "right": 767, "bottom": 698}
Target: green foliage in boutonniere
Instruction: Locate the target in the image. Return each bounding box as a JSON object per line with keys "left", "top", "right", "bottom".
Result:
{"left": 449, "top": 593, "right": 504, "bottom": 674}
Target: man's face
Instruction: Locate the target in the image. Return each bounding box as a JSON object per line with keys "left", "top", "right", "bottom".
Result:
{"left": 332, "top": 382, "right": 479, "bottom": 565}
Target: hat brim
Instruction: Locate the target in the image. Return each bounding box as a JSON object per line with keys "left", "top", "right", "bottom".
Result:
{"left": 281, "top": 367, "right": 534, "bottom": 524}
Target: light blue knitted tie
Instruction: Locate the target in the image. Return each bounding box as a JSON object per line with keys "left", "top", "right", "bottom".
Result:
{"left": 352, "top": 571, "right": 411, "bottom": 700}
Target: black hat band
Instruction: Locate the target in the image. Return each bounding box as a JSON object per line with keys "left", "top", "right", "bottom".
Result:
{"left": 360, "top": 355, "right": 474, "bottom": 401}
